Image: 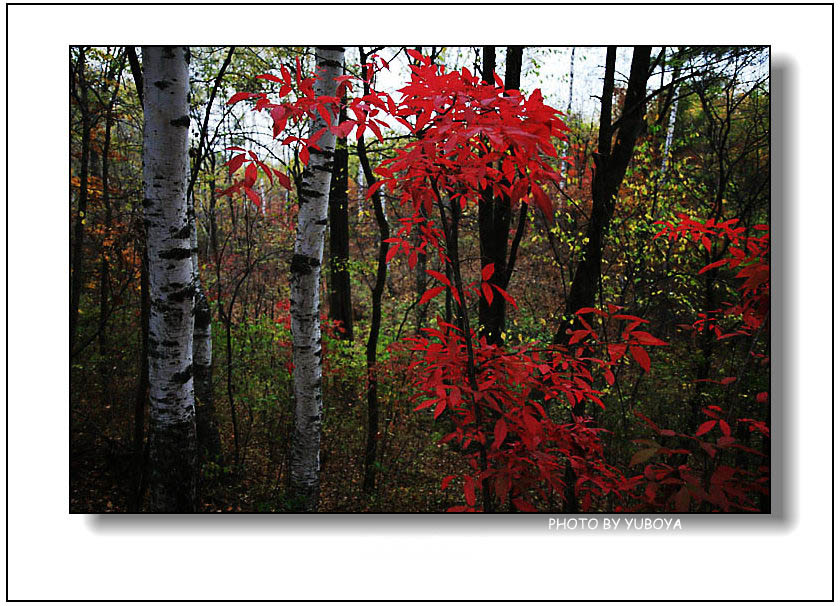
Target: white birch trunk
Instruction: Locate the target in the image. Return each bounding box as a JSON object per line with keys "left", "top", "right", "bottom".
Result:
{"left": 142, "top": 46, "right": 197, "bottom": 511}
{"left": 560, "top": 47, "right": 575, "bottom": 190}
{"left": 289, "top": 47, "right": 344, "bottom": 511}
{"left": 661, "top": 83, "right": 680, "bottom": 174}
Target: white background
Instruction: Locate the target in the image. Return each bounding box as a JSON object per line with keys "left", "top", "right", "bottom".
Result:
{"left": 4, "top": 3, "right": 833, "bottom": 601}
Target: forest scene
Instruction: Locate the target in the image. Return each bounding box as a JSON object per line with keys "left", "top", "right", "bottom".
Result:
{"left": 69, "top": 45, "right": 770, "bottom": 514}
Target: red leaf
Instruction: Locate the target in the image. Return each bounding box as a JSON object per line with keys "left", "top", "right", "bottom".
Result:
{"left": 331, "top": 120, "right": 355, "bottom": 139}
{"left": 256, "top": 160, "right": 273, "bottom": 183}
{"left": 576, "top": 307, "right": 607, "bottom": 317}
{"left": 481, "top": 282, "right": 494, "bottom": 305}
{"left": 257, "top": 73, "right": 283, "bottom": 83}
{"left": 274, "top": 171, "right": 292, "bottom": 190}
{"left": 756, "top": 392, "right": 768, "bottom": 404}
{"left": 226, "top": 153, "right": 246, "bottom": 175}
{"left": 433, "top": 398, "right": 446, "bottom": 419}
{"left": 243, "top": 163, "right": 258, "bottom": 188}
{"left": 630, "top": 345, "right": 651, "bottom": 373}
{"left": 419, "top": 286, "right": 446, "bottom": 305}
{"left": 244, "top": 186, "right": 261, "bottom": 209}
{"left": 720, "top": 376, "right": 737, "bottom": 385}
{"left": 630, "top": 331, "right": 668, "bottom": 346}
{"left": 406, "top": 48, "right": 425, "bottom": 63}
{"left": 699, "top": 259, "right": 728, "bottom": 274}
{"left": 512, "top": 497, "right": 536, "bottom": 512}
{"left": 531, "top": 185, "right": 553, "bottom": 220}
{"left": 440, "top": 475, "right": 456, "bottom": 491}
{"left": 385, "top": 245, "right": 400, "bottom": 263}
{"left": 695, "top": 420, "right": 717, "bottom": 437}
{"left": 365, "top": 181, "right": 383, "bottom": 200}
{"left": 425, "top": 269, "right": 451, "bottom": 287}
{"left": 317, "top": 103, "right": 333, "bottom": 127}
{"left": 492, "top": 418, "right": 507, "bottom": 450}
{"left": 227, "top": 92, "right": 259, "bottom": 105}
{"left": 464, "top": 476, "right": 476, "bottom": 507}
{"left": 481, "top": 263, "right": 495, "bottom": 282}
{"left": 719, "top": 420, "right": 731, "bottom": 437}
{"left": 608, "top": 343, "right": 627, "bottom": 363}
{"left": 413, "top": 399, "right": 435, "bottom": 412}
{"left": 492, "top": 283, "right": 518, "bottom": 309}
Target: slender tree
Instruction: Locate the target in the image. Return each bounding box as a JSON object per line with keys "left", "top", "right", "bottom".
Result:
{"left": 478, "top": 46, "right": 523, "bottom": 345}
{"left": 98, "top": 49, "right": 126, "bottom": 409}
{"left": 70, "top": 47, "right": 92, "bottom": 357}
{"left": 142, "top": 46, "right": 197, "bottom": 511}
{"left": 358, "top": 47, "right": 391, "bottom": 495}
{"left": 289, "top": 46, "right": 344, "bottom": 511}
{"left": 328, "top": 95, "right": 354, "bottom": 341}
{"left": 560, "top": 47, "right": 575, "bottom": 188}
{"left": 554, "top": 46, "right": 652, "bottom": 350}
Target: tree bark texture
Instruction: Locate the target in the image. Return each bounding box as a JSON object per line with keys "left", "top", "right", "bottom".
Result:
{"left": 560, "top": 47, "right": 575, "bottom": 188}
{"left": 289, "top": 47, "right": 344, "bottom": 511}
{"left": 478, "top": 46, "right": 522, "bottom": 345}
{"left": 99, "top": 51, "right": 126, "bottom": 408}
{"left": 554, "top": 46, "right": 652, "bottom": 350}
{"left": 357, "top": 47, "right": 391, "bottom": 495}
{"left": 328, "top": 98, "right": 353, "bottom": 341}
{"left": 142, "top": 46, "right": 197, "bottom": 512}
{"left": 70, "top": 47, "right": 91, "bottom": 357}
{"left": 191, "top": 197, "right": 220, "bottom": 463}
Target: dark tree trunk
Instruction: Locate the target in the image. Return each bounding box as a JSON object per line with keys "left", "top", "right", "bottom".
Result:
{"left": 359, "top": 47, "right": 389, "bottom": 495}
{"left": 128, "top": 49, "right": 149, "bottom": 510}
{"left": 131, "top": 234, "right": 151, "bottom": 511}
{"left": 478, "top": 46, "right": 523, "bottom": 345}
{"left": 328, "top": 99, "right": 354, "bottom": 341}
{"left": 70, "top": 47, "right": 91, "bottom": 357}
{"left": 99, "top": 51, "right": 126, "bottom": 408}
{"left": 554, "top": 46, "right": 652, "bottom": 351}
{"left": 194, "top": 288, "right": 221, "bottom": 462}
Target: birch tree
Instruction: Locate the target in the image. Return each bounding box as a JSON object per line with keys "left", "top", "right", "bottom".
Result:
{"left": 289, "top": 46, "right": 344, "bottom": 511}
{"left": 142, "top": 46, "right": 197, "bottom": 511}
{"left": 560, "top": 47, "right": 575, "bottom": 188}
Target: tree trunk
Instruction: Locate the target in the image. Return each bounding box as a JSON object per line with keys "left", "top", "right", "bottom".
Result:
{"left": 560, "top": 47, "right": 575, "bottom": 189}
{"left": 289, "top": 46, "right": 343, "bottom": 511}
{"left": 70, "top": 47, "right": 91, "bottom": 357}
{"left": 328, "top": 98, "right": 353, "bottom": 341}
{"left": 554, "top": 46, "right": 651, "bottom": 350}
{"left": 191, "top": 194, "right": 220, "bottom": 464}
{"left": 357, "top": 47, "right": 390, "bottom": 495}
{"left": 478, "top": 46, "right": 522, "bottom": 345}
{"left": 99, "top": 50, "right": 126, "bottom": 409}
{"left": 142, "top": 46, "right": 197, "bottom": 512}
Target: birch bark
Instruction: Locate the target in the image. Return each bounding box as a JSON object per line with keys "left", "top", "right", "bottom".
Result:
{"left": 289, "top": 47, "right": 344, "bottom": 511}
{"left": 142, "top": 46, "right": 197, "bottom": 511}
{"left": 661, "top": 85, "right": 680, "bottom": 174}
{"left": 560, "top": 47, "right": 575, "bottom": 189}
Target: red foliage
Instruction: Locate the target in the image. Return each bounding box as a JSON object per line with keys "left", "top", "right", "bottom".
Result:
{"left": 404, "top": 308, "right": 663, "bottom": 511}
{"left": 627, "top": 216, "right": 771, "bottom": 512}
